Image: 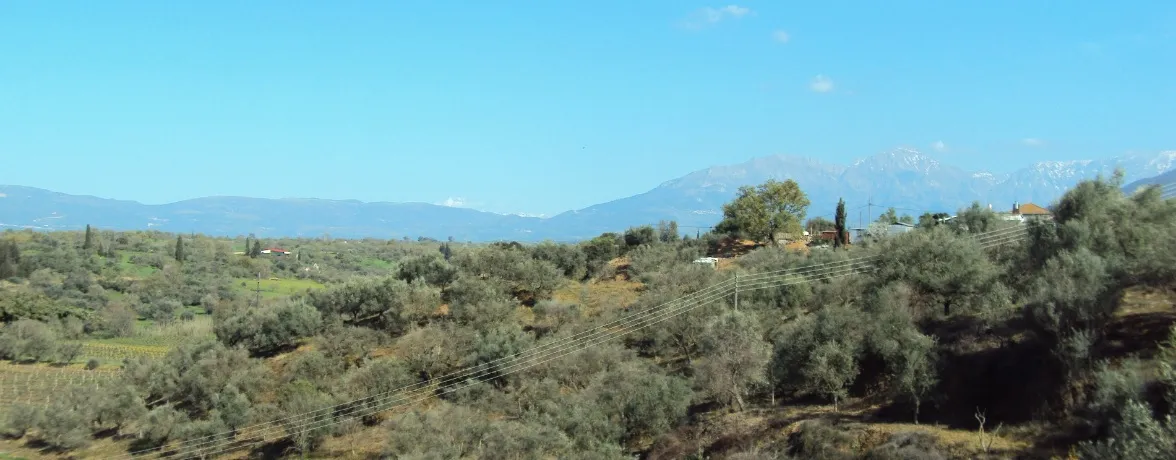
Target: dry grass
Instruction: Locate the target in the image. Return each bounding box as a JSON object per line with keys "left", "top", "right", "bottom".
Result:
{"left": 551, "top": 278, "right": 643, "bottom": 316}
{"left": 712, "top": 238, "right": 761, "bottom": 258}
{"left": 0, "top": 435, "right": 130, "bottom": 460}
{"left": 864, "top": 422, "right": 1029, "bottom": 455}
{"left": 1101, "top": 286, "right": 1176, "bottom": 360}
{"left": 664, "top": 398, "right": 1032, "bottom": 460}
{"left": 783, "top": 240, "right": 809, "bottom": 254}
{"left": 1117, "top": 285, "right": 1176, "bottom": 316}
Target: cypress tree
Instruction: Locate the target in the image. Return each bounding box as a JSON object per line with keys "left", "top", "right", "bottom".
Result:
{"left": 175, "top": 235, "right": 185, "bottom": 262}
{"left": 0, "top": 241, "right": 18, "bottom": 279}
{"left": 251, "top": 240, "right": 261, "bottom": 258}
{"left": 83, "top": 225, "right": 94, "bottom": 250}
{"left": 834, "top": 198, "right": 848, "bottom": 248}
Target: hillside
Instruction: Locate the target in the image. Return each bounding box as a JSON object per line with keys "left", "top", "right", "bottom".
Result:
{"left": 0, "top": 174, "right": 1175, "bottom": 459}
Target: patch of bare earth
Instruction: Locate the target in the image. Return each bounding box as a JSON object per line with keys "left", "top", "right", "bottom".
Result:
{"left": 648, "top": 398, "right": 1029, "bottom": 459}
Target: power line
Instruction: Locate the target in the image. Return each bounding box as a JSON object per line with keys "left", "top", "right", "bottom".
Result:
{"left": 172, "top": 261, "right": 882, "bottom": 459}
{"left": 180, "top": 228, "right": 1030, "bottom": 460}
{"left": 125, "top": 224, "right": 1032, "bottom": 459}
{"left": 138, "top": 226, "right": 1033, "bottom": 459}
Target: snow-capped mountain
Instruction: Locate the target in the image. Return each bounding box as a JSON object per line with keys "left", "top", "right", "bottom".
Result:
{"left": 3, "top": 148, "right": 1173, "bottom": 242}
{"left": 539, "top": 148, "right": 1176, "bottom": 238}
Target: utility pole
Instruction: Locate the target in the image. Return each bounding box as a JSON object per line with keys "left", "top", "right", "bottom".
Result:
{"left": 734, "top": 272, "right": 739, "bottom": 311}
{"left": 867, "top": 195, "right": 873, "bottom": 225}
{"left": 253, "top": 272, "right": 262, "bottom": 306}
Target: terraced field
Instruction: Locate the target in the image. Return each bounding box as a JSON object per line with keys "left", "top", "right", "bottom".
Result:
{"left": 73, "top": 342, "right": 168, "bottom": 361}
{"left": 0, "top": 363, "right": 118, "bottom": 410}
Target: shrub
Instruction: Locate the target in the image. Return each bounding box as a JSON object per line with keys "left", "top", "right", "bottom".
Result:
{"left": 696, "top": 310, "right": 772, "bottom": 411}
{"left": 530, "top": 241, "right": 588, "bottom": 280}
{"left": 2, "top": 403, "right": 42, "bottom": 438}
{"left": 214, "top": 299, "right": 322, "bottom": 356}
{"left": 142, "top": 299, "right": 182, "bottom": 325}
{"left": 56, "top": 341, "right": 83, "bottom": 364}
{"left": 0, "top": 319, "right": 59, "bottom": 362}
{"left": 34, "top": 386, "right": 96, "bottom": 450}
{"left": 308, "top": 276, "right": 439, "bottom": 333}
{"left": 396, "top": 253, "right": 458, "bottom": 287}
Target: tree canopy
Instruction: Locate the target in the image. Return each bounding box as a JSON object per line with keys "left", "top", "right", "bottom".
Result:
{"left": 716, "top": 179, "right": 810, "bottom": 243}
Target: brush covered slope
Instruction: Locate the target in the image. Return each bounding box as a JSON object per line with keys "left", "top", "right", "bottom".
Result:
{"left": 0, "top": 177, "right": 1174, "bottom": 459}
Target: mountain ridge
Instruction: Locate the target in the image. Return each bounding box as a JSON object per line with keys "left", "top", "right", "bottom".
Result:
{"left": 3, "top": 148, "right": 1173, "bottom": 241}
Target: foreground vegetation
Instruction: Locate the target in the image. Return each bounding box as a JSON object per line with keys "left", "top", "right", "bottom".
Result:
{"left": 0, "top": 175, "right": 1174, "bottom": 459}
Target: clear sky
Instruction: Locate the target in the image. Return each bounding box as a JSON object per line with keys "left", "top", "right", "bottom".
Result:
{"left": 2, "top": 1, "right": 1173, "bottom": 216}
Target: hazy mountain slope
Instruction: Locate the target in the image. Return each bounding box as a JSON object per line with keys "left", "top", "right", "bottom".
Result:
{"left": 545, "top": 149, "right": 1176, "bottom": 234}
{"left": 998, "top": 151, "right": 1176, "bottom": 206}
{"left": 1122, "top": 165, "right": 1176, "bottom": 195}
{"left": 0, "top": 186, "right": 542, "bottom": 241}
{"left": 541, "top": 155, "right": 845, "bottom": 239}
{"left": 3, "top": 149, "right": 1172, "bottom": 242}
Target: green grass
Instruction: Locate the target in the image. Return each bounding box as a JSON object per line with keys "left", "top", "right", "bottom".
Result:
{"left": 232, "top": 276, "right": 326, "bottom": 298}
{"left": 360, "top": 257, "right": 395, "bottom": 270}
{"left": 65, "top": 313, "right": 217, "bottom": 364}
{"left": 114, "top": 251, "right": 158, "bottom": 278}
{"left": 78, "top": 315, "right": 214, "bottom": 360}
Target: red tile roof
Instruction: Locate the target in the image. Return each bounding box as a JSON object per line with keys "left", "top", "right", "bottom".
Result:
{"left": 1016, "top": 203, "right": 1051, "bottom": 215}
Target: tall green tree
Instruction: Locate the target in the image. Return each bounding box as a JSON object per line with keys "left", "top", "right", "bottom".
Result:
{"left": 250, "top": 240, "right": 262, "bottom": 258}
{"left": 0, "top": 240, "right": 19, "bottom": 280}
{"left": 83, "top": 225, "right": 93, "bottom": 251}
{"left": 174, "top": 235, "right": 185, "bottom": 263}
{"left": 715, "top": 179, "right": 811, "bottom": 243}
{"left": 834, "top": 198, "right": 848, "bottom": 248}
{"left": 657, "top": 220, "right": 680, "bottom": 243}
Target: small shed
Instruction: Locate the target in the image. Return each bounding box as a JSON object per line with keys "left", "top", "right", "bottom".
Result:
{"left": 693, "top": 257, "right": 719, "bottom": 269}
{"left": 887, "top": 222, "right": 915, "bottom": 236}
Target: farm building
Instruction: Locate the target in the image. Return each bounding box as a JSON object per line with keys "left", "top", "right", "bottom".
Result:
{"left": 1011, "top": 202, "right": 1052, "bottom": 222}
{"left": 260, "top": 248, "right": 291, "bottom": 256}
{"left": 848, "top": 223, "right": 915, "bottom": 244}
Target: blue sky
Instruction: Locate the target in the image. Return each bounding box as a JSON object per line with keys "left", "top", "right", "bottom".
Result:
{"left": 2, "top": 1, "right": 1173, "bottom": 216}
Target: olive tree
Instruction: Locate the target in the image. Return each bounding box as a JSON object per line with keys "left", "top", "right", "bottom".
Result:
{"left": 871, "top": 226, "right": 1010, "bottom": 320}
{"left": 696, "top": 310, "right": 772, "bottom": 411}
{"left": 213, "top": 298, "right": 323, "bottom": 356}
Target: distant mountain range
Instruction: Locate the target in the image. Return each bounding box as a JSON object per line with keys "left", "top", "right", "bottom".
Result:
{"left": 1123, "top": 168, "right": 1176, "bottom": 196}
{"left": 3, "top": 148, "right": 1174, "bottom": 242}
